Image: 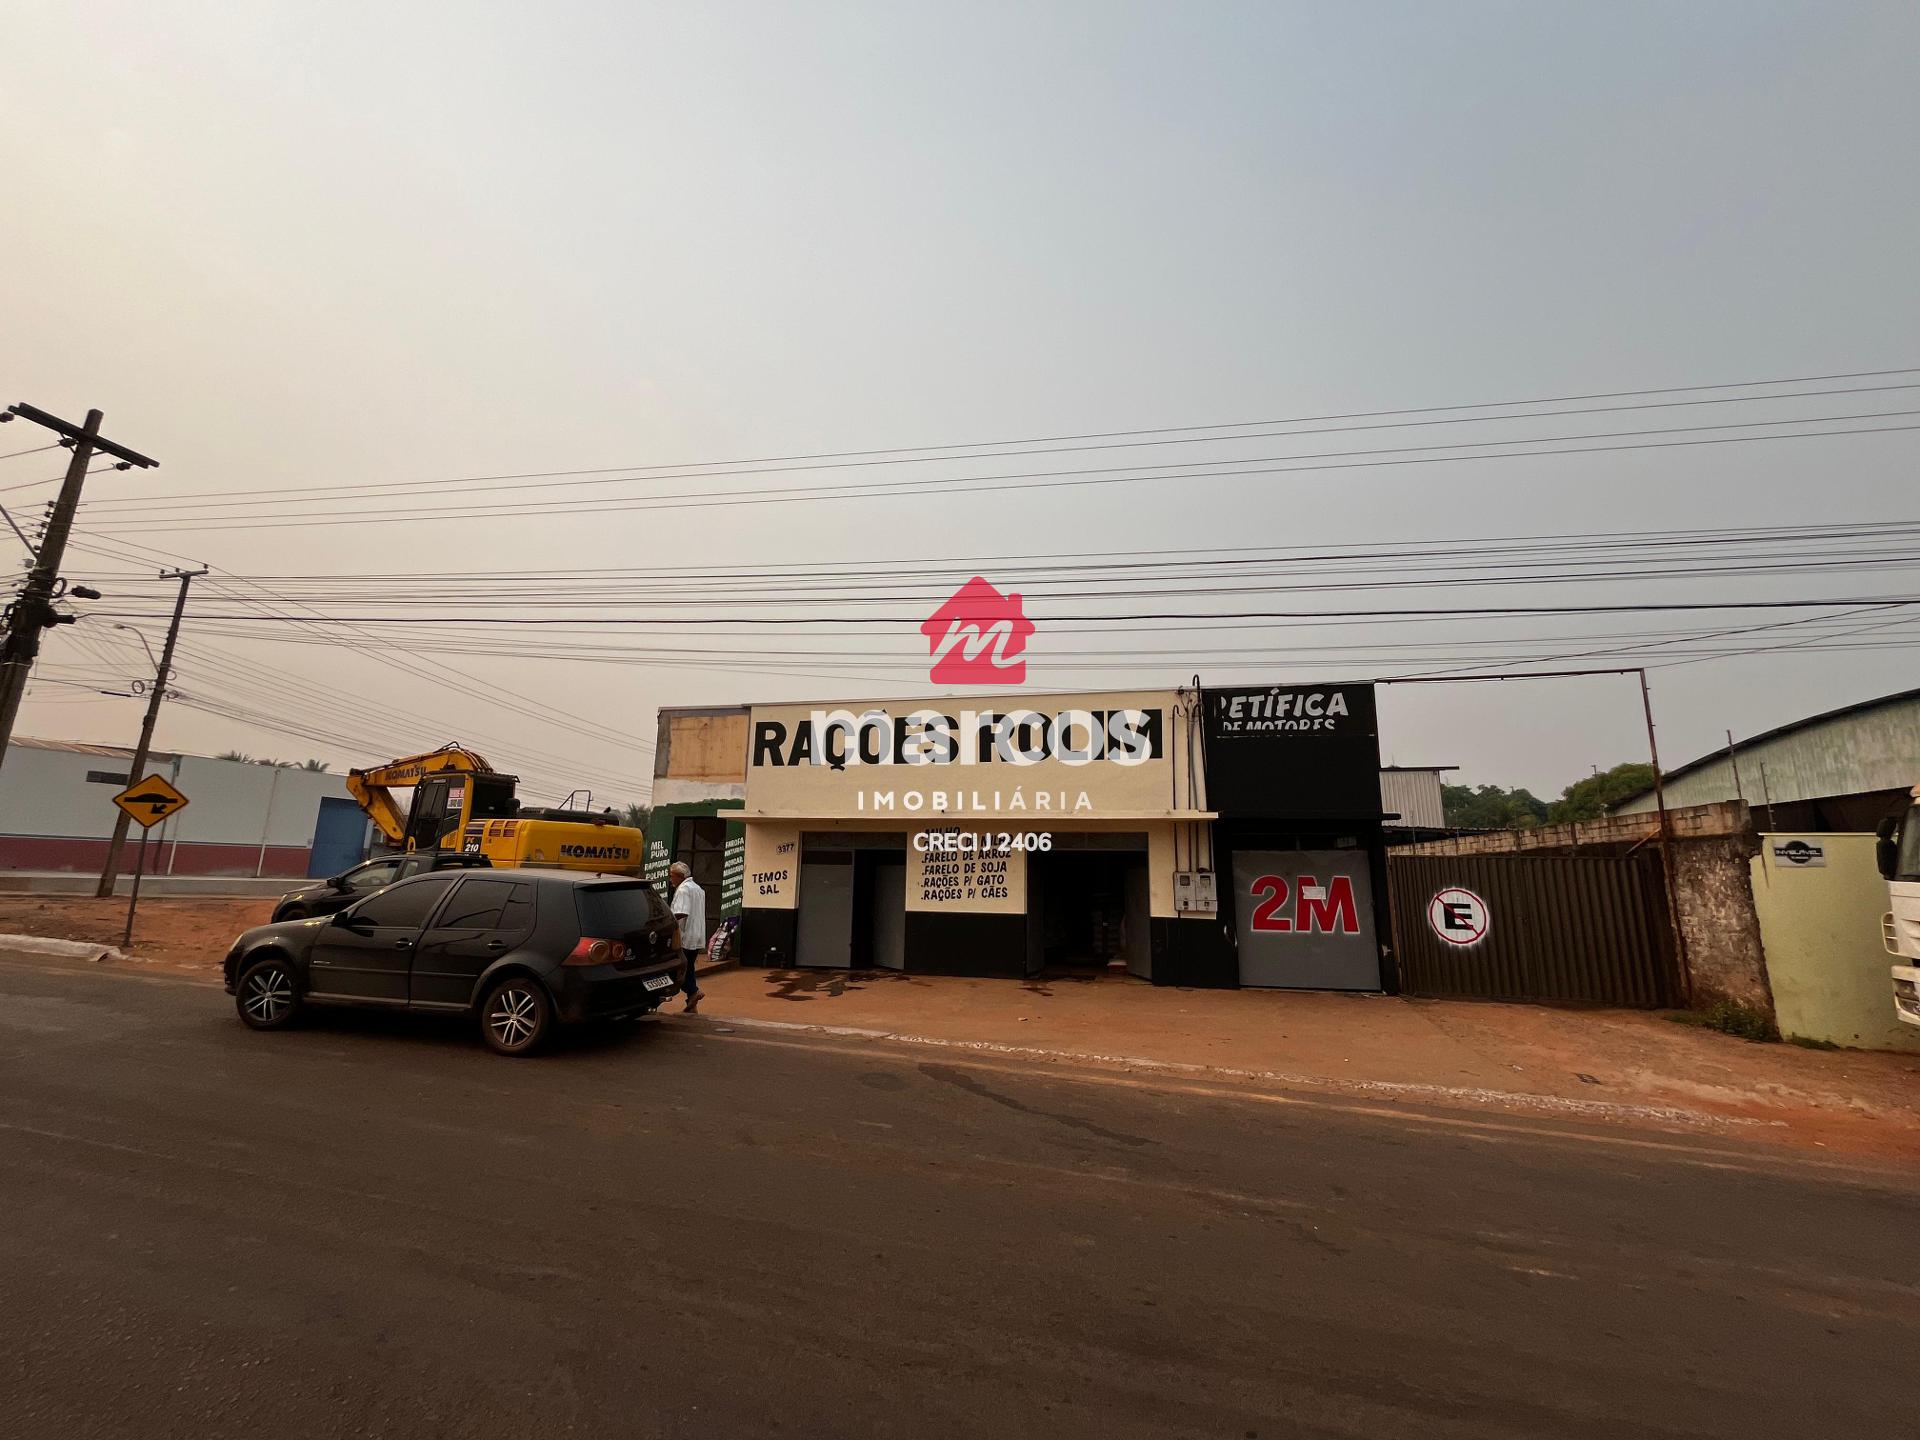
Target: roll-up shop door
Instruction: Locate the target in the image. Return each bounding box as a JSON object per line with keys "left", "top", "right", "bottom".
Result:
{"left": 1232, "top": 850, "right": 1380, "bottom": 990}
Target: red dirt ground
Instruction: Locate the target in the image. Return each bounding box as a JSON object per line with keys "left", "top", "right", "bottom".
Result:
{"left": 0, "top": 894, "right": 272, "bottom": 971}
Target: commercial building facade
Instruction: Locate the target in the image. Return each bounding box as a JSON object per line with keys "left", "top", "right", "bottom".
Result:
{"left": 652, "top": 682, "right": 1393, "bottom": 990}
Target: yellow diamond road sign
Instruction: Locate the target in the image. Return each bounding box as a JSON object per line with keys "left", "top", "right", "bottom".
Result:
{"left": 112, "top": 774, "right": 189, "bottom": 828}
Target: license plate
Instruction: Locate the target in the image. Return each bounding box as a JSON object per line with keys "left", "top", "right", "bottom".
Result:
{"left": 642, "top": 972, "right": 677, "bottom": 992}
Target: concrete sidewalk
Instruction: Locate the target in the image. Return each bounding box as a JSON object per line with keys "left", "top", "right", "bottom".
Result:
{"left": 694, "top": 968, "right": 1920, "bottom": 1159}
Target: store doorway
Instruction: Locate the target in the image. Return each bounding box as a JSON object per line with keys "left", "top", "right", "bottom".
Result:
{"left": 672, "top": 815, "right": 729, "bottom": 916}
{"left": 1026, "top": 848, "right": 1149, "bottom": 978}
{"left": 865, "top": 855, "right": 906, "bottom": 970}
{"left": 795, "top": 834, "right": 909, "bottom": 970}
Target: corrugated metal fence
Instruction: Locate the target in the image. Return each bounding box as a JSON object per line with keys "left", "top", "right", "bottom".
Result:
{"left": 1388, "top": 853, "right": 1678, "bottom": 1007}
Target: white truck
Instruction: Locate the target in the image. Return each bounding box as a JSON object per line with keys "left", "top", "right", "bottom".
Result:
{"left": 1881, "top": 784, "right": 1920, "bottom": 1027}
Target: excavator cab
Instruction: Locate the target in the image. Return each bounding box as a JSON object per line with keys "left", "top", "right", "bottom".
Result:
{"left": 401, "top": 771, "right": 518, "bottom": 853}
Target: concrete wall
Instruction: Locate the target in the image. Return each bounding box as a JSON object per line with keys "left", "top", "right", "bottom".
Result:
{"left": 167, "top": 757, "right": 347, "bottom": 848}
{"left": 1751, "top": 833, "right": 1920, "bottom": 1053}
{"left": 1670, "top": 834, "right": 1774, "bottom": 1017}
{"left": 1395, "top": 801, "right": 1751, "bottom": 854}
{"left": 0, "top": 743, "right": 355, "bottom": 876}
{"left": 0, "top": 745, "right": 139, "bottom": 838}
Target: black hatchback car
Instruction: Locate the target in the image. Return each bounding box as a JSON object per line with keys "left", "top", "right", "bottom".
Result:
{"left": 224, "top": 869, "right": 682, "bottom": 1055}
{"left": 270, "top": 850, "right": 490, "bottom": 923}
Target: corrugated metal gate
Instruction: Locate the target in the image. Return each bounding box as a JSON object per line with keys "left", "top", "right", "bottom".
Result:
{"left": 1388, "top": 853, "right": 1678, "bottom": 1007}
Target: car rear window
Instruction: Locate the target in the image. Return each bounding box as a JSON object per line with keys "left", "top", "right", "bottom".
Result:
{"left": 575, "top": 883, "right": 670, "bottom": 936}
{"left": 438, "top": 878, "right": 533, "bottom": 931}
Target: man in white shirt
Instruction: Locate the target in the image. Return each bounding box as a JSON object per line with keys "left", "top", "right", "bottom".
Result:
{"left": 669, "top": 862, "right": 706, "bottom": 1014}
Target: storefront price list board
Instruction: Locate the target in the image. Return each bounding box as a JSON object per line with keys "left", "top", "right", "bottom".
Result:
{"left": 907, "top": 829, "right": 1026, "bottom": 914}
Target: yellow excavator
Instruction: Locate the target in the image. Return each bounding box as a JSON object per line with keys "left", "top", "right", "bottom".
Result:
{"left": 345, "top": 744, "right": 644, "bottom": 875}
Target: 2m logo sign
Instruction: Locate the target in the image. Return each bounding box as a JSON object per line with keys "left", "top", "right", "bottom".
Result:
{"left": 1248, "top": 874, "right": 1360, "bottom": 934}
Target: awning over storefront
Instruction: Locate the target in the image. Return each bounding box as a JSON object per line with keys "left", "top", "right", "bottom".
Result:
{"left": 738, "top": 810, "right": 1217, "bottom": 822}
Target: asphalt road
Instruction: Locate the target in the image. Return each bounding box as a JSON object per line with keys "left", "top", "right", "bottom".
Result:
{"left": 3, "top": 954, "right": 1917, "bottom": 1439}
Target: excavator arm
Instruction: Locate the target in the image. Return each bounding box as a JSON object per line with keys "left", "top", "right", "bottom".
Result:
{"left": 345, "top": 743, "right": 496, "bottom": 847}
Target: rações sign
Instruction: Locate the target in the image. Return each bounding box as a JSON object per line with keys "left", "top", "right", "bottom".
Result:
{"left": 744, "top": 691, "right": 1181, "bottom": 821}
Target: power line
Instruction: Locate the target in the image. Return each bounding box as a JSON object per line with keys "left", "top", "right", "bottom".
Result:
{"left": 85, "top": 417, "right": 1920, "bottom": 535}
{"left": 84, "top": 594, "right": 1920, "bottom": 627}
{"left": 61, "top": 530, "right": 652, "bottom": 757}
{"left": 0, "top": 443, "right": 62, "bottom": 463}
{"left": 81, "top": 363, "right": 1920, "bottom": 509}
{"left": 83, "top": 517, "right": 1907, "bottom": 580}
{"left": 87, "top": 378, "right": 1920, "bottom": 513}
{"left": 0, "top": 460, "right": 132, "bottom": 498}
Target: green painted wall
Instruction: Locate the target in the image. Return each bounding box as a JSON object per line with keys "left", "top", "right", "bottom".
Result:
{"left": 644, "top": 799, "right": 746, "bottom": 918}
{"left": 1751, "top": 833, "right": 1920, "bottom": 1053}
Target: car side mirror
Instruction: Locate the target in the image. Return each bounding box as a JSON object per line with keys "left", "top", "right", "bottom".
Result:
{"left": 329, "top": 874, "right": 351, "bottom": 891}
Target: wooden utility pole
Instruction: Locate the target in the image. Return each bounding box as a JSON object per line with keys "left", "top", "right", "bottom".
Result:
{"left": 95, "top": 567, "right": 207, "bottom": 897}
{"left": 0, "top": 403, "right": 159, "bottom": 772}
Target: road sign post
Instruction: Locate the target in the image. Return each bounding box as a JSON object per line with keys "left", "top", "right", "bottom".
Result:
{"left": 123, "top": 827, "right": 149, "bottom": 949}
{"left": 95, "top": 566, "right": 207, "bottom": 896}
{"left": 109, "top": 776, "right": 189, "bottom": 951}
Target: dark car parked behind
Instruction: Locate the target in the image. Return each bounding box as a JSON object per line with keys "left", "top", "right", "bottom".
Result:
{"left": 270, "top": 851, "right": 491, "bottom": 923}
{"left": 226, "top": 870, "right": 682, "bottom": 1055}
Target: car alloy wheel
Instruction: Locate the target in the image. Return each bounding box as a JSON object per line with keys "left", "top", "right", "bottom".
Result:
{"left": 236, "top": 958, "right": 300, "bottom": 1030}
{"left": 482, "top": 980, "right": 549, "bottom": 1056}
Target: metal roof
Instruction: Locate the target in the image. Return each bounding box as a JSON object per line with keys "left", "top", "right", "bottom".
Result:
{"left": 15, "top": 737, "right": 178, "bottom": 761}
{"left": 1620, "top": 685, "right": 1920, "bottom": 804}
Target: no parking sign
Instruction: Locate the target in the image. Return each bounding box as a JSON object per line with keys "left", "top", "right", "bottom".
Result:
{"left": 1427, "top": 887, "right": 1490, "bottom": 947}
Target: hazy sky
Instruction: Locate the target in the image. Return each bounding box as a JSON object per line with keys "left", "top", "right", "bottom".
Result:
{"left": 5, "top": 1, "right": 1916, "bottom": 806}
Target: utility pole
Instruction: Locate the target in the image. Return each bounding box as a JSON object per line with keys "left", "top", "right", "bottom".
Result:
{"left": 0, "top": 403, "right": 159, "bottom": 772}
{"left": 1638, "top": 669, "right": 1693, "bottom": 1007}
{"left": 95, "top": 567, "right": 207, "bottom": 897}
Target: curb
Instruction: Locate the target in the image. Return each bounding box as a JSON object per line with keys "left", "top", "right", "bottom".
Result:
{"left": 0, "top": 932, "right": 126, "bottom": 963}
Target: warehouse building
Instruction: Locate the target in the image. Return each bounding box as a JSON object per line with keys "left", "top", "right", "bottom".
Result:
{"left": 651, "top": 683, "right": 1395, "bottom": 990}
{"left": 1612, "top": 686, "right": 1920, "bottom": 832}
{"left": 0, "top": 738, "right": 371, "bottom": 877}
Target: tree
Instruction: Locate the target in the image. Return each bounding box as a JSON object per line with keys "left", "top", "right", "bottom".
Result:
{"left": 623, "top": 804, "right": 652, "bottom": 832}
{"left": 214, "top": 751, "right": 325, "bottom": 771}
{"left": 1548, "top": 762, "right": 1656, "bottom": 822}
{"left": 1441, "top": 783, "right": 1548, "bottom": 831}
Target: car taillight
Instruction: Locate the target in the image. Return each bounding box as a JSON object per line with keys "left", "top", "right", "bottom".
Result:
{"left": 565, "top": 937, "right": 628, "bottom": 966}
